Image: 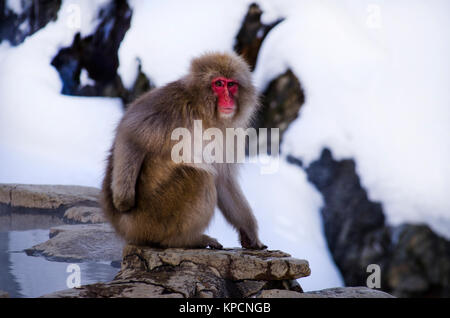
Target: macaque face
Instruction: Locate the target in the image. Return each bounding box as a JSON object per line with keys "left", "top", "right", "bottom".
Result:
{"left": 211, "top": 77, "right": 239, "bottom": 117}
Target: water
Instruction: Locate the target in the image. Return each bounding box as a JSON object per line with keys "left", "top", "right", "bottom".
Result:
{"left": 0, "top": 229, "right": 119, "bottom": 298}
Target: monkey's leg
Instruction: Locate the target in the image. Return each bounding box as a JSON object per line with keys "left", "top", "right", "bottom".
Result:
{"left": 216, "top": 174, "right": 267, "bottom": 250}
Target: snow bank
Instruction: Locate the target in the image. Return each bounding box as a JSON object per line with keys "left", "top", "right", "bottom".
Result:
{"left": 118, "top": 0, "right": 256, "bottom": 88}
{"left": 0, "top": 0, "right": 123, "bottom": 187}
{"left": 253, "top": 0, "right": 450, "bottom": 239}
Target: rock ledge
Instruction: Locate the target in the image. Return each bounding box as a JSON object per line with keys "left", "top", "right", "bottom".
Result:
{"left": 42, "top": 245, "right": 310, "bottom": 298}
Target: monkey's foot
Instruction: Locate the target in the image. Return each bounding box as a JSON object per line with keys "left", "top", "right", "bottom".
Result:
{"left": 239, "top": 230, "right": 267, "bottom": 250}
{"left": 199, "top": 234, "right": 223, "bottom": 249}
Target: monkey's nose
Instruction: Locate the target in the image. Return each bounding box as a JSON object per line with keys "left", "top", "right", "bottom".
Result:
{"left": 224, "top": 89, "right": 232, "bottom": 100}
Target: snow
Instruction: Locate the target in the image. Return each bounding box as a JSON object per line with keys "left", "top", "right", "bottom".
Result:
{"left": 0, "top": 0, "right": 123, "bottom": 187}
{"left": 252, "top": 0, "right": 450, "bottom": 239}
{"left": 1, "top": 0, "right": 449, "bottom": 292}
{"left": 118, "top": 0, "right": 256, "bottom": 88}
{"left": 80, "top": 68, "right": 95, "bottom": 87}
{"left": 6, "top": 0, "right": 24, "bottom": 15}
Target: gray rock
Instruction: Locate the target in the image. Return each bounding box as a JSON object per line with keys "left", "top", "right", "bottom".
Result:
{"left": 0, "top": 184, "right": 101, "bottom": 231}
{"left": 253, "top": 69, "right": 305, "bottom": 154}
{"left": 25, "top": 223, "right": 123, "bottom": 262}
{"left": 258, "top": 289, "right": 304, "bottom": 298}
{"left": 41, "top": 245, "right": 309, "bottom": 298}
{"left": 302, "top": 287, "right": 395, "bottom": 298}
{"left": 40, "top": 281, "right": 183, "bottom": 298}
{"left": 302, "top": 149, "right": 450, "bottom": 297}
{"left": 0, "top": 184, "right": 99, "bottom": 209}
{"left": 0, "top": 290, "right": 9, "bottom": 298}
{"left": 120, "top": 245, "right": 310, "bottom": 281}
{"left": 259, "top": 287, "right": 394, "bottom": 298}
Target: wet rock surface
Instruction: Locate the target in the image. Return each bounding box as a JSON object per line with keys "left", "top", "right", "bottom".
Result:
{"left": 301, "top": 287, "right": 394, "bottom": 298}
{"left": 294, "top": 148, "right": 450, "bottom": 297}
{"left": 41, "top": 280, "right": 183, "bottom": 298}
{"left": 0, "top": 290, "right": 10, "bottom": 298}
{"left": 25, "top": 223, "right": 123, "bottom": 263}
{"left": 0, "top": 184, "right": 99, "bottom": 210}
{"left": 258, "top": 287, "right": 394, "bottom": 298}
{"left": 0, "top": 184, "right": 100, "bottom": 231}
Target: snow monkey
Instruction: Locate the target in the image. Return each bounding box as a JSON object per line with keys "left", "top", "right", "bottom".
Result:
{"left": 101, "top": 52, "right": 266, "bottom": 249}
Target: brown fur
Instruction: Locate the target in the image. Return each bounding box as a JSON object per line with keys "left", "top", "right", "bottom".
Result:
{"left": 100, "top": 52, "right": 266, "bottom": 249}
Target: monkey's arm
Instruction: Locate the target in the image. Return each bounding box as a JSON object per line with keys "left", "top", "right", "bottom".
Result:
{"left": 216, "top": 172, "right": 267, "bottom": 249}
{"left": 111, "top": 137, "right": 146, "bottom": 212}
{"left": 111, "top": 103, "right": 176, "bottom": 212}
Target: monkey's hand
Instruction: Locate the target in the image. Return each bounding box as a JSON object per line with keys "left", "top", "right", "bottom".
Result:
{"left": 112, "top": 186, "right": 135, "bottom": 213}
{"left": 239, "top": 229, "right": 267, "bottom": 250}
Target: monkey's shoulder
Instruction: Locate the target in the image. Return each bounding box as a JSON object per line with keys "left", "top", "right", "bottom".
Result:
{"left": 119, "top": 80, "right": 192, "bottom": 139}
{"left": 130, "top": 79, "right": 191, "bottom": 112}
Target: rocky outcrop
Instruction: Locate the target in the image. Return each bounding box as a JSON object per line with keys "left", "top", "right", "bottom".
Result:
{"left": 234, "top": 3, "right": 284, "bottom": 71}
{"left": 41, "top": 245, "right": 310, "bottom": 298}
{"left": 0, "top": 184, "right": 99, "bottom": 209}
{"left": 41, "top": 244, "right": 396, "bottom": 298}
{"left": 0, "top": 290, "right": 9, "bottom": 298}
{"left": 120, "top": 245, "right": 309, "bottom": 281}
{"left": 258, "top": 287, "right": 394, "bottom": 298}
{"left": 50, "top": 0, "right": 153, "bottom": 104}
{"left": 254, "top": 69, "right": 305, "bottom": 153}
{"left": 292, "top": 148, "right": 450, "bottom": 297}
{"left": 0, "top": 0, "right": 62, "bottom": 46}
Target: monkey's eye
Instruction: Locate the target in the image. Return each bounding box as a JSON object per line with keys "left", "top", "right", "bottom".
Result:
{"left": 215, "top": 80, "right": 224, "bottom": 87}
{"left": 227, "top": 82, "right": 236, "bottom": 87}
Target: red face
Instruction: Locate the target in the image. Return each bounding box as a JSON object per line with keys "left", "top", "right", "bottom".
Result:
{"left": 211, "top": 77, "right": 239, "bottom": 115}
